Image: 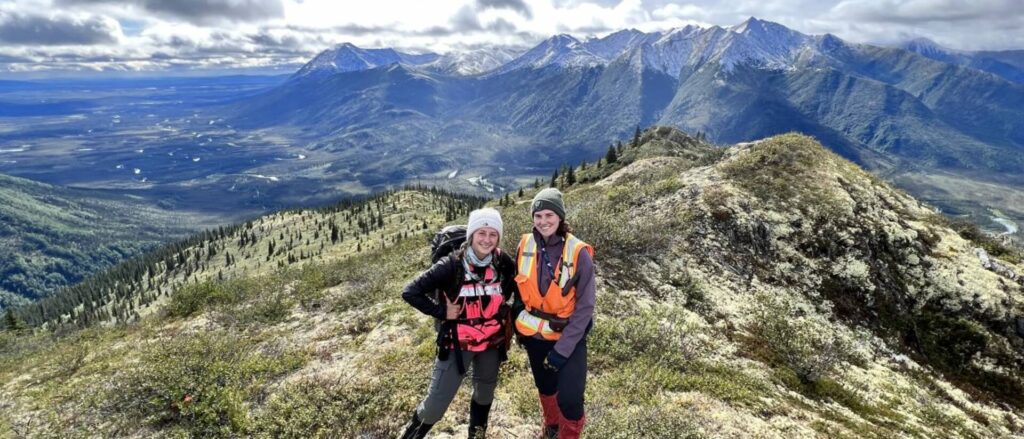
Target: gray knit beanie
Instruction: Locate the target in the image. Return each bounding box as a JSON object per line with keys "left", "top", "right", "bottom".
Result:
{"left": 531, "top": 188, "right": 566, "bottom": 220}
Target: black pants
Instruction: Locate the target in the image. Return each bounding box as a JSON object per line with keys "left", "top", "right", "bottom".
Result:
{"left": 522, "top": 336, "right": 587, "bottom": 421}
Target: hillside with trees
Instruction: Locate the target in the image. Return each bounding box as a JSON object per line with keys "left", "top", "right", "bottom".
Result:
{"left": 0, "top": 174, "right": 208, "bottom": 310}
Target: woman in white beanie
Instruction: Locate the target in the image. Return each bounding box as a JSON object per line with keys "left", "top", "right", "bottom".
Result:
{"left": 400, "top": 207, "right": 517, "bottom": 439}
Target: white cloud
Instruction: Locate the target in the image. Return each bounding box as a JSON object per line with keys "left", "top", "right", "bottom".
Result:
{"left": 1, "top": 0, "right": 1023, "bottom": 75}
{"left": 57, "top": 0, "right": 285, "bottom": 24}
{"left": 651, "top": 4, "right": 707, "bottom": 21}
{"left": 0, "top": 11, "right": 123, "bottom": 45}
{"left": 478, "top": 0, "right": 533, "bottom": 18}
{"left": 830, "top": 0, "right": 1018, "bottom": 23}
{"left": 818, "top": 0, "right": 1024, "bottom": 49}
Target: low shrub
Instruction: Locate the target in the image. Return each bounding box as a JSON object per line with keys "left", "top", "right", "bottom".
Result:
{"left": 586, "top": 404, "right": 703, "bottom": 439}
{"left": 101, "top": 331, "right": 306, "bottom": 437}
{"left": 254, "top": 377, "right": 402, "bottom": 438}
{"left": 589, "top": 310, "right": 692, "bottom": 371}
{"left": 915, "top": 312, "right": 988, "bottom": 373}
{"left": 165, "top": 280, "right": 233, "bottom": 318}
{"left": 569, "top": 193, "right": 677, "bottom": 261}
{"left": 746, "top": 292, "right": 855, "bottom": 384}
{"left": 255, "top": 348, "right": 427, "bottom": 437}
{"left": 677, "top": 361, "right": 768, "bottom": 405}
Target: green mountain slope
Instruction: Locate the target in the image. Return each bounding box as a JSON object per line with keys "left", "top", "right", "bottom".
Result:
{"left": 2, "top": 128, "right": 1022, "bottom": 438}
{"left": 11, "top": 187, "right": 484, "bottom": 329}
{"left": 0, "top": 174, "right": 210, "bottom": 309}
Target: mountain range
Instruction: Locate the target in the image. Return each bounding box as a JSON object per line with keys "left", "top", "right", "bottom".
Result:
{"left": 230, "top": 18, "right": 1024, "bottom": 236}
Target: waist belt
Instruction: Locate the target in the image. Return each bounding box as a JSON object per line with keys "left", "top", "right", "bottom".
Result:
{"left": 528, "top": 309, "right": 569, "bottom": 332}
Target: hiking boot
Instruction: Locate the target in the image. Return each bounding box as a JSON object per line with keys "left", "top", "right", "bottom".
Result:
{"left": 469, "top": 425, "right": 487, "bottom": 439}
{"left": 557, "top": 414, "right": 585, "bottom": 439}
{"left": 468, "top": 400, "right": 491, "bottom": 439}
{"left": 538, "top": 393, "right": 560, "bottom": 438}
{"left": 399, "top": 411, "right": 433, "bottom": 439}
{"left": 540, "top": 424, "right": 559, "bottom": 439}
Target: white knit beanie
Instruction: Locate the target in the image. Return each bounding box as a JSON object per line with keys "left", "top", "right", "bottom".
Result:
{"left": 467, "top": 207, "right": 503, "bottom": 240}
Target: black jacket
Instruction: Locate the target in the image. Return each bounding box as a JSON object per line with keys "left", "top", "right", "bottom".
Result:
{"left": 402, "top": 249, "right": 518, "bottom": 321}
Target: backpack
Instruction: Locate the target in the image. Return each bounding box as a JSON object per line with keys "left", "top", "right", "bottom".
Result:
{"left": 430, "top": 225, "right": 467, "bottom": 264}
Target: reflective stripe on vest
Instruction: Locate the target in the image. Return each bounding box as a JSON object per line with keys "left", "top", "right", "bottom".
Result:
{"left": 559, "top": 234, "right": 587, "bottom": 288}
{"left": 514, "top": 309, "right": 561, "bottom": 340}
{"left": 517, "top": 236, "right": 537, "bottom": 280}
{"left": 453, "top": 263, "right": 504, "bottom": 350}
{"left": 459, "top": 283, "right": 502, "bottom": 298}
{"left": 514, "top": 233, "right": 593, "bottom": 341}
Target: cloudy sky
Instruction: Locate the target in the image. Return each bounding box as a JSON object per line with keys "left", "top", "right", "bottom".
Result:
{"left": 1, "top": 0, "right": 1021, "bottom": 77}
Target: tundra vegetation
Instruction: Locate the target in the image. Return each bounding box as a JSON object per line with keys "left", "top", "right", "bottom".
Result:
{"left": 2, "top": 127, "right": 1022, "bottom": 438}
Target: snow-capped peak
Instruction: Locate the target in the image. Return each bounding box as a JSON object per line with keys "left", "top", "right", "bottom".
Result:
{"left": 582, "top": 28, "right": 653, "bottom": 59}
{"left": 714, "top": 18, "right": 810, "bottom": 70}
{"left": 292, "top": 43, "right": 439, "bottom": 79}
{"left": 489, "top": 34, "right": 603, "bottom": 75}
{"left": 653, "top": 25, "right": 702, "bottom": 45}
{"left": 901, "top": 37, "right": 959, "bottom": 57}
{"left": 423, "top": 47, "right": 525, "bottom": 76}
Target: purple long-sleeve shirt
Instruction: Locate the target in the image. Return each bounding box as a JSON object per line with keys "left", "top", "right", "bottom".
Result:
{"left": 527, "top": 230, "right": 596, "bottom": 359}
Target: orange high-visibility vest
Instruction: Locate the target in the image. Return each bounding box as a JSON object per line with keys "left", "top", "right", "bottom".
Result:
{"left": 514, "top": 232, "right": 593, "bottom": 340}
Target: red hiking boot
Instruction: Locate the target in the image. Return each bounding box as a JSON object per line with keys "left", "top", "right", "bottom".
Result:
{"left": 538, "top": 393, "right": 561, "bottom": 438}
{"left": 558, "top": 414, "right": 585, "bottom": 439}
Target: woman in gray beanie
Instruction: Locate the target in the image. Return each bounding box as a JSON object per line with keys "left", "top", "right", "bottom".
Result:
{"left": 400, "top": 207, "right": 517, "bottom": 439}
{"left": 513, "top": 188, "right": 595, "bottom": 439}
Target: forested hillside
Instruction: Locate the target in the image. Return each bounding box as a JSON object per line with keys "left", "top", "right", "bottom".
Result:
{"left": 13, "top": 187, "right": 486, "bottom": 329}
{"left": 0, "top": 174, "right": 206, "bottom": 309}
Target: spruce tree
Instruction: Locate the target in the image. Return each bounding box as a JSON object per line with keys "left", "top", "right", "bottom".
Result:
{"left": 550, "top": 169, "right": 558, "bottom": 188}
{"left": 566, "top": 164, "right": 576, "bottom": 186}
{"left": 3, "top": 309, "right": 24, "bottom": 332}
{"left": 605, "top": 144, "right": 618, "bottom": 164}
{"left": 631, "top": 125, "right": 642, "bottom": 148}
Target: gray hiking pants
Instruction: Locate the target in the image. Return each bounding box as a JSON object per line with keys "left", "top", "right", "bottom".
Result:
{"left": 415, "top": 348, "right": 501, "bottom": 424}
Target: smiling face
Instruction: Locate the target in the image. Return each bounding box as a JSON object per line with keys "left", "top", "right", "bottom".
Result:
{"left": 470, "top": 227, "right": 499, "bottom": 259}
{"left": 533, "top": 209, "right": 560, "bottom": 239}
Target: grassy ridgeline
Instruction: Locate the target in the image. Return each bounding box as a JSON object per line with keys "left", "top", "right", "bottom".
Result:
{"left": 3, "top": 128, "right": 1024, "bottom": 438}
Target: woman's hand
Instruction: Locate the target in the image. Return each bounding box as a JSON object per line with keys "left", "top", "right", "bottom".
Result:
{"left": 445, "top": 296, "right": 463, "bottom": 320}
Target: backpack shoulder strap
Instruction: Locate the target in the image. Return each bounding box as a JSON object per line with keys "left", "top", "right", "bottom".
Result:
{"left": 435, "top": 256, "right": 464, "bottom": 303}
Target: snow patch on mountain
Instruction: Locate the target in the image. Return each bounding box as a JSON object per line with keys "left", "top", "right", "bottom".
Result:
{"left": 424, "top": 47, "right": 523, "bottom": 76}
{"left": 293, "top": 43, "right": 440, "bottom": 79}
{"left": 494, "top": 17, "right": 816, "bottom": 77}
{"left": 489, "top": 34, "right": 604, "bottom": 76}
